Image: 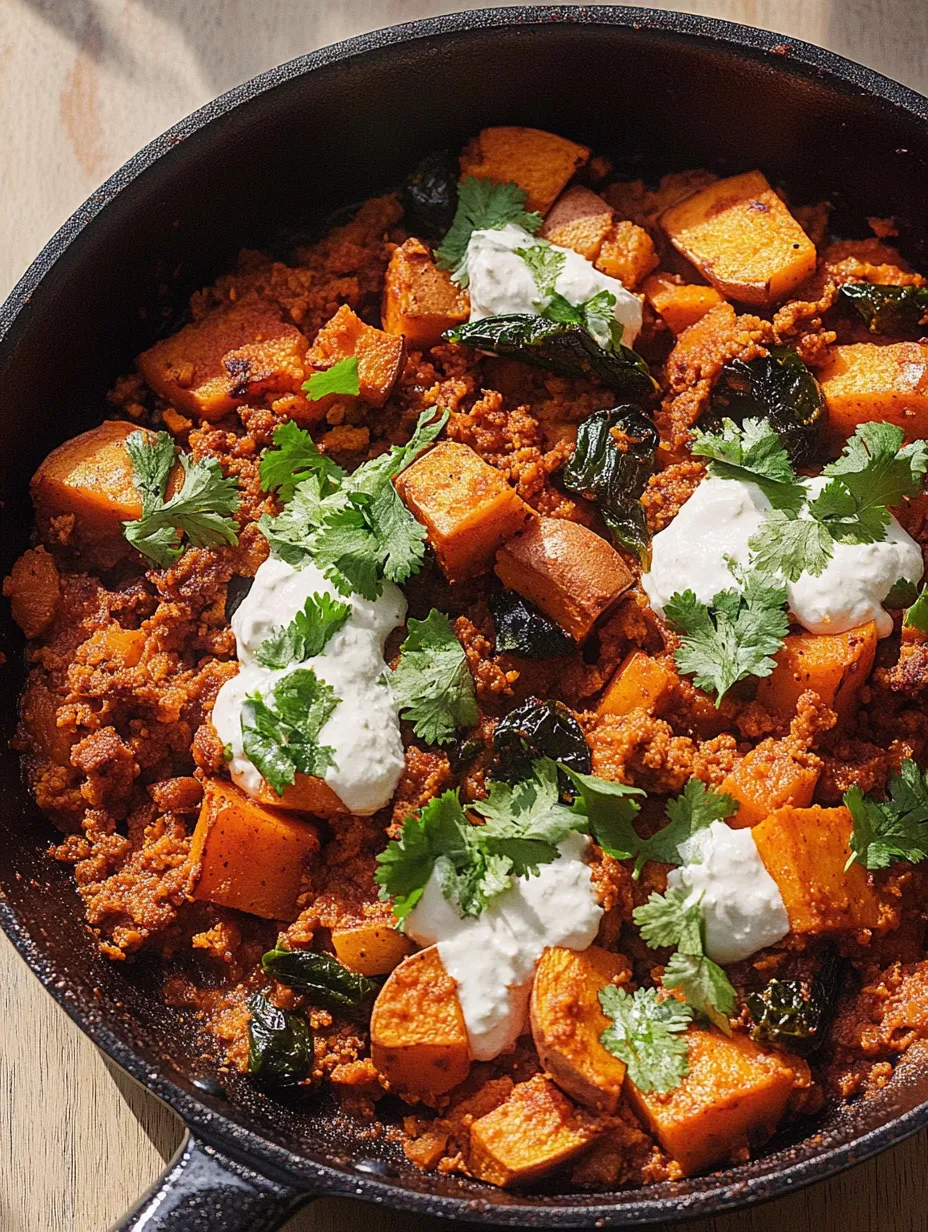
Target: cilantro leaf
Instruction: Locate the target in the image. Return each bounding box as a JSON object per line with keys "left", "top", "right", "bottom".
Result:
{"left": 391, "top": 609, "right": 478, "bottom": 745}
{"left": 302, "top": 356, "right": 360, "bottom": 402}
{"left": 747, "top": 509, "right": 834, "bottom": 582}
{"left": 125, "top": 429, "right": 176, "bottom": 504}
{"left": 254, "top": 592, "right": 350, "bottom": 669}
{"left": 436, "top": 177, "right": 542, "bottom": 285}
{"left": 690, "top": 417, "right": 805, "bottom": 512}
{"left": 539, "top": 285, "right": 625, "bottom": 353}
{"left": 259, "top": 421, "right": 345, "bottom": 501}
{"left": 885, "top": 577, "right": 920, "bottom": 610}
{"left": 374, "top": 790, "right": 471, "bottom": 923}
{"left": 516, "top": 242, "right": 566, "bottom": 303}
{"left": 634, "top": 889, "right": 704, "bottom": 952}
{"left": 822, "top": 420, "right": 928, "bottom": 510}
{"left": 905, "top": 585, "right": 928, "bottom": 633}
{"left": 633, "top": 778, "right": 739, "bottom": 877}
{"left": 598, "top": 985, "right": 692, "bottom": 1094}
{"left": 559, "top": 765, "right": 646, "bottom": 859}
{"left": 472, "top": 758, "right": 580, "bottom": 876}
{"left": 845, "top": 759, "right": 928, "bottom": 870}
{"left": 665, "top": 573, "right": 788, "bottom": 704}
{"left": 241, "top": 667, "right": 338, "bottom": 795}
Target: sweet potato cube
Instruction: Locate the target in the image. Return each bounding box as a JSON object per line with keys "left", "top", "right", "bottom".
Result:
{"left": 818, "top": 343, "right": 928, "bottom": 445}
{"left": 3, "top": 547, "right": 60, "bottom": 639}
{"left": 251, "top": 772, "right": 348, "bottom": 817}
{"left": 468, "top": 1075, "right": 603, "bottom": 1187}
{"left": 382, "top": 238, "right": 470, "bottom": 350}
{"left": 720, "top": 737, "right": 820, "bottom": 829}
{"left": 598, "top": 650, "right": 676, "bottom": 718}
{"left": 461, "top": 127, "right": 590, "bottom": 215}
{"left": 188, "top": 779, "right": 320, "bottom": 921}
{"left": 753, "top": 805, "right": 886, "bottom": 936}
{"left": 495, "top": 517, "right": 633, "bottom": 642}
{"left": 625, "top": 1028, "right": 799, "bottom": 1176}
{"left": 332, "top": 923, "right": 414, "bottom": 976}
{"left": 530, "top": 946, "right": 630, "bottom": 1114}
{"left": 395, "top": 441, "right": 534, "bottom": 582}
{"left": 306, "top": 304, "right": 406, "bottom": 409}
{"left": 757, "top": 623, "right": 877, "bottom": 725}
{"left": 540, "top": 186, "right": 614, "bottom": 261}
{"left": 595, "top": 220, "right": 659, "bottom": 290}
{"left": 642, "top": 272, "right": 725, "bottom": 335}
{"left": 660, "top": 171, "right": 817, "bottom": 305}
{"left": 370, "top": 946, "right": 471, "bottom": 1098}
{"left": 20, "top": 671, "right": 75, "bottom": 767}
{"left": 139, "top": 296, "right": 308, "bottom": 421}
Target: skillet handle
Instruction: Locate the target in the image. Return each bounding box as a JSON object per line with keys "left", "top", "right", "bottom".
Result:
{"left": 110, "top": 1131, "right": 312, "bottom": 1232}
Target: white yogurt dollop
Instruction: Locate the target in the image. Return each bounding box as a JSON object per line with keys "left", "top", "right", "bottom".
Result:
{"left": 466, "top": 223, "right": 642, "bottom": 347}
{"left": 405, "top": 833, "right": 602, "bottom": 1061}
{"left": 667, "top": 821, "right": 789, "bottom": 964}
{"left": 212, "top": 555, "right": 406, "bottom": 814}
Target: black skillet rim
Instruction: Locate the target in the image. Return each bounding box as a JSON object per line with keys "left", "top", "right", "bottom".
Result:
{"left": 2, "top": 6, "right": 928, "bottom": 1225}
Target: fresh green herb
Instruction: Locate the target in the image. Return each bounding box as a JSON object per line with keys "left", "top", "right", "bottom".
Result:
{"left": 241, "top": 668, "right": 338, "bottom": 796}
{"left": 400, "top": 149, "right": 460, "bottom": 240}
{"left": 515, "top": 244, "right": 625, "bottom": 352}
{"left": 261, "top": 947, "right": 377, "bottom": 1012}
{"left": 845, "top": 758, "right": 928, "bottom": 871}
{"left": 634, "top": 890, "right": 736, "bottom": 1033}
{"left": 632, "top": 778, "right": 739, "bottom": 878}
{"left": 516, "top": 242, "right": 566, "bottom": 302}
{"left": 747, "top": 949, "right": 841, "bottom": 1056}
{"left": 562, "top": 405, "right": 659, "bottom": 561}
{"left": 492, "top": 697, "right": 591, "bottom": 783}
{"left": 259, "top": 420, "right": 346, "bottom": 502}
{"left": 489, "top": 590, "right": 573, "bottom": 659}
{"left": 222, "top": 742, "right": 234, "bottom": 763}
{"left": 884, "top": 577, "right": 920, "bottom": 610}
{"left": 598, "top": 985, "right": 692, "bottom": 1093}
{"left": 905, "top": 585, "right": 928, "bottom": 633}
{"left": 391, "top": 609, "right": 478, "bottom": 745}
{"left": 302, "top": 356, "right": 360, "bottom": 402}
{"left": 664, "top": 572, "right": 789, "bottom": 704}
{"left": 560, "top": 764, "right": 646, "bottom": 860}
{"left": 247, "top": 993, "right": 314, "bottom": 1087}
{"left": 690, "top": 417, "right": 805, "bottom": 512}
{"left": 122, "top": 430, "right": 240, "bottom": 568}
{"left": 746, "top": 511, "right": 834, "bottom": 583}
{"left": 839, "top": 283, "right": 928, "bottom": 337}
{"left": 254, "top": 593, "right": 350, "bottom": 669}
{"left": 436, "top": 178, "right": 542, "bottom": 286}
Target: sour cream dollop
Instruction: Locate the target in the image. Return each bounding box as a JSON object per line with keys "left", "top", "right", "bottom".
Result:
{"left": 404, "top": 833, "right": 602, "bottom": 1060}
{"left": 466, "top": 223, "right": 643, "bottom": 347}
{"left": 212, "top": 556, "right": 406, "bottom": 814}
{"left": 642, "top": 474, "right": 924, "bottom": 637}
{"left": 667, "top": 821, "right": 789, "bottom": 964}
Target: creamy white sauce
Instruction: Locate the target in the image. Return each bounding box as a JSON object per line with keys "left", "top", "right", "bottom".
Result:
{"left": 666, "top": 820, "right": 789, "bottom": 964}
{"left": 211, "top": 555, "right": 406, "bottom": 814}
{"left": 466, "top": 223, "right": 643, "bottom": 347}
{"left": 404, "top": 833, "right": 602, "bottom": 1061}
{"left": 642, "top": 474, "right": 924, "bottom": 637}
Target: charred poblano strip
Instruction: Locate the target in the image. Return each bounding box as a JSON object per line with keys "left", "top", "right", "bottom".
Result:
{"left": 446, "top": 314, "right": 657, "bottom": 400}
{"left": 489, "top": 590, "right": 574, "bottom": 659}
{"left": 839, "top": 283, "right": 928, "bottom": 337}
{"left": 746, "top": 949, "right": 841, "bottom": 1056}
{"left": 492, "top": 697, "right": 591, "bottom": 785}
{"left": 562, "top": 406, "right": 659, "bottom": 561}
{"left": 400, "top": 149, "right": 460, "bottom": 240}
{"left": 261, "top": 948, "right": 377, "bottom": 1013}
{"left": 247, "top": 992, "right": 314, "bottom": 1087}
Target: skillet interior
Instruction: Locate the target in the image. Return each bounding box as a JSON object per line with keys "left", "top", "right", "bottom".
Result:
{"left": 3, "top": 8, "right": 928, "bottom": 1224}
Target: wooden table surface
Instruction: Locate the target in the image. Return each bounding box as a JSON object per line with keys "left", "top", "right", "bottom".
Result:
{"left": 3, "top": 1, "right": 928, "bottom": 1228}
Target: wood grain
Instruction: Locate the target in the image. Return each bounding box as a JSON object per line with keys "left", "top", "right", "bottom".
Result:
{"left": 2, "top": 2, "right": 927, "bottom": 1229}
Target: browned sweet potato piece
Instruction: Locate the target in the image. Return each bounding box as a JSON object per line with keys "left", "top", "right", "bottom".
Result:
{"left": 3, "top": 547, "right": 60, "bottom": 639}
{"left": 331, "top": 923, "right": 415, "bottom": 976}
{"left": 370, "top": 946, "right": 471, "bottom": 1098}
{"left": 461, "top": 127, "right": 590, "bottom": 214}
{"left": 642, "top": 272, "right": 725, "bottom": 335}
{"left": 20, "top": 671, "right": 75, "bottom": 767}
{"left": 81, "top": 623, "right": 146, "bottom": 669}
{"left": 495, "top": 518, "right": 633, "bottom": 641}
{"left": 818, "top": 343, "right": 928, "bottom": 445}
{"left": 382, "top": 238, "right": 470, "bottom": 349}
{"left": 625, "top": 1028, "right": 802, "bottom": 1176}
{"left": 468, "top": 1075, "right": 603, "bottom": 1187}
{"left": 540, "top": 186, "right": 615, "bottom": 261}
{"left": 395, "top": 441, "right": 534, "bottom": 582}
{"left": 595, "top": 220, "right": 659, "bottom": 289}
{"left": 188, "top": 779, "right": 320, "bottom": 920}
{"left": 660, "top": 171, "right": 817, "bottom": 305}
{"left": 306, "top": 304, "right": 406, "bottom": 408}
{"left": 752, "top": 805, "right": 888, "bottom": 936}
{"left": 530, "top": 946, "right": 630, "bottom": 1114}
{"left": 756, "top": 623, "right": 877, "bottom": 725}
{"left": 598, "top": 650, "right": 676, "bottom": 718}
{"left": 250, "top": 772, "right": 348, "bottom": 817}
{"left": 138, "top": 296, "right": 308, "bottom": 420}
{"left": 720, "top": 737, "right": 820, "bottom": 829}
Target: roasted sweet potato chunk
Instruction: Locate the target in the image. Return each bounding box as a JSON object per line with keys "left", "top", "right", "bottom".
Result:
{"left": 250, "top": 772, "right": 348, "bottom": 817}
{"left": 468, "top": 1075, "right": 603, "bottom": 1187}
{"left": 598, "top": 650, "right": 676, "bottom": 718}
{"left": 20, "top": 671, "right": 75, "bottom": 768}
{"left": 395, "top": 441, "right": 534, "bottom": 582}
{"left": 188, "top": 779, "right": 320, "bottom": 920}
{"left": 818, "top": 343, "right": 928, "bottom": 444}
{"left": 660, "top": 171, "right": 816, "bottom": 305}
{"left": 720, "top": 737, "right": 820, "bottom": 829}
{"left": 625, "top": 1028, "right": 802, "bottom": 1176}
{"left": 642, "top": 272, "right": 725, "bottom": 334}
{"left": 530, "top": 946, "right": 630, "bottom": 1114}
{"left": 595, "top": 220, "right": 659, "bottom": 289}
{"left": 370, "top": 946, "right": 471, "bottom": 1098}
{"left": 753, "top": 805, "right": 888, "bottom": 936}
{"left": 461, "top": 127, "right": 590, "bottom": 214}
{"left": 306, "top": 304, "right": 406, "bottom": 408}
{"left": 332, "top": 923, "right": 415, "bottom": 976}
{"left": 495, "top": 518, "right": 633, "bottom": 642}
{"left": 139, "top": 296, "right": 308, "bottom": 421}
{"left": 3, "top": 547, "right": 60, "bottom": 639}
{"left": 382, "top": 238, "right": 470, "bottom": 350}
{"left": 757, "top": 623, "right": 877, "bottom": 725}
{"left": 540, "top": 186, "right": 615, "bottom": 261}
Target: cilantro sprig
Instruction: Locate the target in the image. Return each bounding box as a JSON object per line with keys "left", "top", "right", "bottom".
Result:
{"left": 632, "top": 778, "right": 739, "bottom": 877}
{"left": 905, "top": 585, "right": 928, "bottom": 634}
{"left": 598, "top": 985, "right": 693, "bottom": 1093}
{"left": 516, "top": 241, "right": 625, "bottom": 352}
{"left": 845, "top": 758, "right": 928, "bottom": 871}
{"left": 302, "top": 356, "right": 360, "bottom": 402}
{"left": 254, "top": 592, "right": 350, "bottom": 669}
{"left": 690, "top": 417, "right": 804, "bottom": 512}
{"left": 436, "top": 177, "right": 542, "bottom": 286}
{"left": 391, "top": 609, "right": 478, "bottom": 745}
{"left": 241, "top": 667, "right": 338, "bottom": 796}
{"left": 122, "top": 430, "right": 240, "bottom": 568}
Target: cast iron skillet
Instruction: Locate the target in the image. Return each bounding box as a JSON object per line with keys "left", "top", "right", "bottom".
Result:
{"left": 3, "top": 7, "right": 928, "bottom": 1229}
